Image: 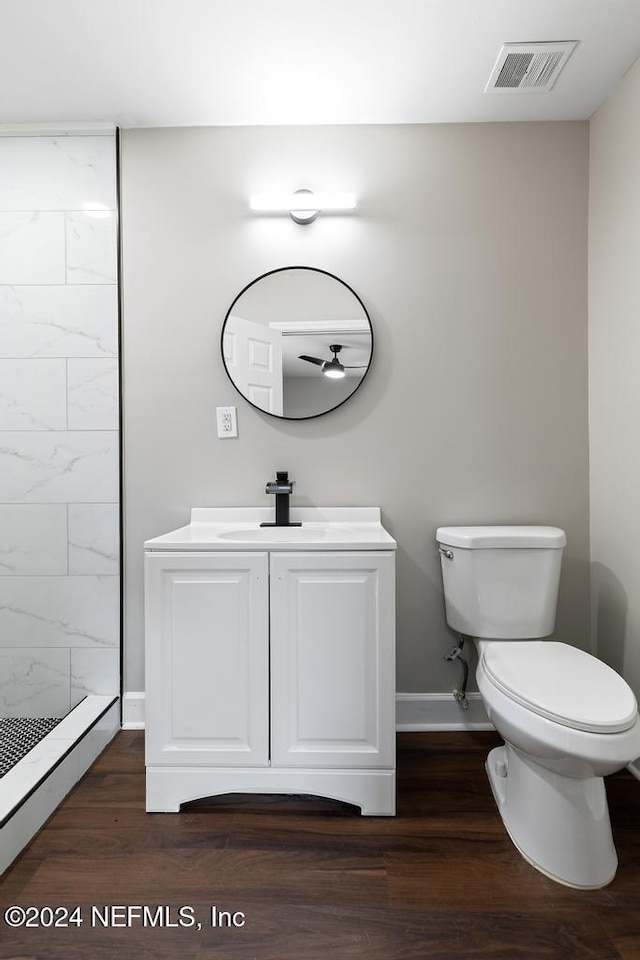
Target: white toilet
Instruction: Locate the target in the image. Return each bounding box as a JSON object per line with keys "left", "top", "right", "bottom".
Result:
{"left": 436, "top": 524, "right": 640, "bottom": 889}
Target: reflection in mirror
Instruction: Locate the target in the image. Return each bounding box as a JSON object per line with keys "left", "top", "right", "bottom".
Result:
{"left": 221, "top": 267, "right": 373, "bottom": 420}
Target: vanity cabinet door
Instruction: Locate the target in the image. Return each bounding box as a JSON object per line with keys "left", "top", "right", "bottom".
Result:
{"left": 269, "top": 551, "right": 395, "bottom": 769}
{"left": 145, "top": 552, "right": 269, "bottom": 767}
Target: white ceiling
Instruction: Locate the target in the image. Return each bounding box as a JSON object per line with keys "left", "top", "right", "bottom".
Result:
{"left": 1, "top": 0, "right": 640, "bottom": 128}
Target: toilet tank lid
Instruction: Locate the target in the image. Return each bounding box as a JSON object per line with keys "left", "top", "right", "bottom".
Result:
{"left": 436, "top": 525, "right": 566, "bottom": 549}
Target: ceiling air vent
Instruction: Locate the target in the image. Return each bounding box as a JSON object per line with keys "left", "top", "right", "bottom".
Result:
{"left": 485, "top": 41, "right": 578, "bottom": 93}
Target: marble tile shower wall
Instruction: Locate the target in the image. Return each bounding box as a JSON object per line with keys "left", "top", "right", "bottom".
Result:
{"left": 0, "top": 135, "right": 119, "bottom": 718}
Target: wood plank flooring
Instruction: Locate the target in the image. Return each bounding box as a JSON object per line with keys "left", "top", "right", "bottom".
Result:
{"left": 1, "top": 731, "right": 639, "bottom": 959}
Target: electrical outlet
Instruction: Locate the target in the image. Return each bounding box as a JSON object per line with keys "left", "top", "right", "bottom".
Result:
{"left": 216, "top": 405, "right": 238, "bottom": 438}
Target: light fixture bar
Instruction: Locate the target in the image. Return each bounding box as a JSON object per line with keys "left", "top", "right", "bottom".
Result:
{"left": 249, "top": 192, "right": 356, "bottom": 212}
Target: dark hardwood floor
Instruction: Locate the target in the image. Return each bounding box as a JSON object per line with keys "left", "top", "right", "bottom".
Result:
{"left": 1, "top": 731, "right": 639, "bottom": 959}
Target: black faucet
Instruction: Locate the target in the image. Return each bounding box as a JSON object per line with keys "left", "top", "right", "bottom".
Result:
{"left": 260, "top": 471, "right": 302, "bottom": 527}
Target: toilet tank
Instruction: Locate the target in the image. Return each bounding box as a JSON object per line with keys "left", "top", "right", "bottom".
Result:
{"left": 436, "top": 526, "right": 566, "bottom": 639}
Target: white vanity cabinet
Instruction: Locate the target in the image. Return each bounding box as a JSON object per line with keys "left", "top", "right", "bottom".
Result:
{"left": 144, "top": 507, "right": 397, "bottom": 815}
{"left": 144, "top": 552, "right": 270, "bottom": 767}
{"left": 269, "top": 552, "right": 395, "bottom": 770}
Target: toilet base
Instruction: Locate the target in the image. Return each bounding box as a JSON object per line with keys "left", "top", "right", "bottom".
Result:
{"left": 486, "top": 744, "right": 618, "bottom": 889}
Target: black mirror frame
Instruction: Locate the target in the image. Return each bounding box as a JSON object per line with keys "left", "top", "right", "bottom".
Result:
{"left": 220, "top": 265, "right": 374, "bottom": 421}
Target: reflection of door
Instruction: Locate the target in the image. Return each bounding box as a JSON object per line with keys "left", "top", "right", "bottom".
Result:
{"left": 222, "top": 315, "right": 283, "bottom": 415}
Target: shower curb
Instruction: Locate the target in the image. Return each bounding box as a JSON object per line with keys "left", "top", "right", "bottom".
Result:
{"left": 0, "top": 695, "right": 119, "bottom": 875}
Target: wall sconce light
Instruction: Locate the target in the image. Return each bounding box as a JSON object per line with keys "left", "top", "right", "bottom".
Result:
{"left": 249, "top": 188, "right": 357, "bottom": 225}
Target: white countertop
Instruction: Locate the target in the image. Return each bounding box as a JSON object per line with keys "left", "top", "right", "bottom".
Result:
{"left": 144, "top": 507, "right": 397, "bottom": 551}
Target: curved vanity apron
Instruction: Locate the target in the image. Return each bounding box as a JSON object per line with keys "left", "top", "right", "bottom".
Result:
{"left": 481, "top": 640, "right": 637, "bottom": 734}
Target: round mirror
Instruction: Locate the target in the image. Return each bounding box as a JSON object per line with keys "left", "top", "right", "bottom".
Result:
{"left": 221, "top": 266, "right": 373, "bottom": 420}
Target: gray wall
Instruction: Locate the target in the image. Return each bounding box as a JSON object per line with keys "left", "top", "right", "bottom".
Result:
{"left": 589, "top": 57, "right": 640, "bottom": 697}
{"left": 283, "top": 376, "right": 356, "bottom": 418}
{"left": 120, "top": 122, "right": 590, "bottom": 694}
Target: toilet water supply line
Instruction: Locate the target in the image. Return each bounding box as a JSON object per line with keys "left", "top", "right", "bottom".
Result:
{"left": 445, "top": 635, "right": 470, "bottom": 710}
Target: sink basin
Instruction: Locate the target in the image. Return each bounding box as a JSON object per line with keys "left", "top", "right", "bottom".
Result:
{"left": 218, "top": 526, "right": 327, "bottom": 542}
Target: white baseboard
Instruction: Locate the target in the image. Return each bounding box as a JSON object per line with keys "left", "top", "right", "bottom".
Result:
{"left": 396, "top": 692, "right": 493, "bottom": 730}
{"left": 122, "top": 692, "right": 145, "bottom": 729}
{"left": 122, "top": 691, "right": 491, "bottom": 732}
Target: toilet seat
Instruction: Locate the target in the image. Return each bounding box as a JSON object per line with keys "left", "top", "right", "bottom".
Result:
{"left": 481, "top": 641, "right": 637, "bottom": 734}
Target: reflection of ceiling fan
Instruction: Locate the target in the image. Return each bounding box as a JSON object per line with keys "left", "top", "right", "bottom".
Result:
{"left": 298, "top": 344, "right": 367, "bottom": 380}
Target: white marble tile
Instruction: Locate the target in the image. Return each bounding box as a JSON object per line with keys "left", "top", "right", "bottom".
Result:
{"left": 0, "top": 136, "right": 116, "bottom": 212}
{"left": 73, "top": 699, "right": 119, "bottom": 776}
{"left": 0, "top": 359, "right": 66, "bottom": 430}
{"left": 0, "top": 739, "right": 73, "bottom": 804}
{"left": 0, "top": 285, "right": 118, "bottom": 358}
{"left": 49, "top": 693, "right": 118, "bottom": 742}
{"left": 0, "top": 505, "right": 67, "bottom": 575}
{"left": 0, "top": 213, "right": 66, "bottom": 285}
{"left": 70, "top": 649, "right": 119, "bottom": 704}
{"left": 67, "top": 358, "right": 118, "bottom": 430}
{"left": 68, "top": 503, "right": 119, "bottom": 574}
{"left": 0, "top": 576, "right": 119, "bottom": 650}
{"left": 66, "top": 212, "right": 117, "bottom": 285}
{"left": 0, "top": 750, "right": 77, "bottom": 859}
{"left": 0, "top": 649, "right": 70, "bottom": 717}
{"left": 0, "top": 430, "right": 118, "bottom": 502}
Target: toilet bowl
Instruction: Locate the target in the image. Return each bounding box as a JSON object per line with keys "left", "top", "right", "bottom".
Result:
{"left": 436, "top": 525, "right": 640, "bottom": 889}
{"left": 477, "top": 639, "right": 640, "bottom": 888}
